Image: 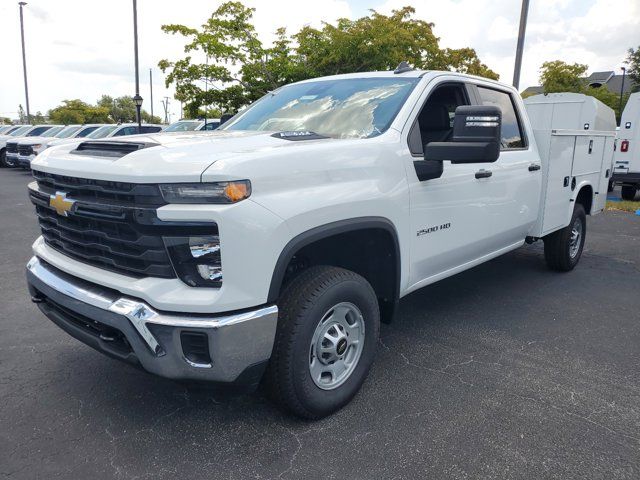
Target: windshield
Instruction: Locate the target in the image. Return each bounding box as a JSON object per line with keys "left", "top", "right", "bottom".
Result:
{"left": 86, "top": 125, "right": 118, "bottom": 138}
{"left": 55, "top": 126, "right": 81, "bottom": 138}
{"left": 10, "top": 126, "right": 31, "bottom": 136}
{"left": 164, "top": 121, "right": 201, "bottom": 132}
{"left": 27, "top": 126, "right": 55, "bottom": 137}
{"left": 224, "top": 77, "right": 419, "bottom": 139}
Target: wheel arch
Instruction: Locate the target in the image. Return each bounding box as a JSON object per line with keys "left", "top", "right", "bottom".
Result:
{"left": 574, "top": 183, "right": 594, "bottom": 214}
{"left": 267, "top": 217, "right": 401, "bottom": 323}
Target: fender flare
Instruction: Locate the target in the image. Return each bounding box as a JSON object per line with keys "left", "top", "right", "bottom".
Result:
{"left": 266, "top": 216, "right": 401, "bottom": 307}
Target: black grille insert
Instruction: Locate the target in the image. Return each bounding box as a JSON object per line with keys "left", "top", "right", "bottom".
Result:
{"left": 72, "top": 141, "right": 153, "bottom": 158}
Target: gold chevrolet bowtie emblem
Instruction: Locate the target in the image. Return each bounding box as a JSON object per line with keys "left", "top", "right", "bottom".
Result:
{"left": 49, "top": 191, "right": 75, "bottom": 217}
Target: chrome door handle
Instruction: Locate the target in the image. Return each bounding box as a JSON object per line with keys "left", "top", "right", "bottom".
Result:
{"left": 475, "top": 170, "right": 492, "bottom": 179}
{"left": 528, "top": 164, "right": 541, "bottom": 172}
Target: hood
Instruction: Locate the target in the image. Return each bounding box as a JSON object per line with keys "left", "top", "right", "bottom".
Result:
{"left": 31, "top": 130, "right": 346, "bottom": 183}
{"left": 17, "top": 136, "right": 58, "bottom": 146}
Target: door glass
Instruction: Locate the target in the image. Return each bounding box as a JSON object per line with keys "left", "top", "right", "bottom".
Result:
{"left": 409, "top": 84, "right": 469, "bottom": 155}
{"left": 477, "top": 87, "right": 525, "bottom": 149}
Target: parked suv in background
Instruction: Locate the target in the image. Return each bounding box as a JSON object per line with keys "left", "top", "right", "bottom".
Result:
{"left": 14, "top": 124, "right": 104, "bottom": 169}
{"left": 163, "top": 119, "right": 221, "bottom": 132}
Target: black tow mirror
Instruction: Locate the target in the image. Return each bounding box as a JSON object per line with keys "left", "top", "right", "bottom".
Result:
{"left": 425, "top": 105, "right": 501, "bottom": 164}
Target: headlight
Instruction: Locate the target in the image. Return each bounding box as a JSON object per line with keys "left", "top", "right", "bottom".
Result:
{"left": 164, "top": 235, "right": 222, "bottom": 287}
{"left": 159, "top": 181, "right": 251, "bottom": 204}
{"left": 32, "top": 144, "right": 42, "bottom": 151}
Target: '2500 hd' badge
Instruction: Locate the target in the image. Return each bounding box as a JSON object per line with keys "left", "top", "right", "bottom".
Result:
{"left": 417, "top": 222, "right": 451, "bottom": 237}
{"left": 49, "top": 191, "right": 76, "bottom": 217}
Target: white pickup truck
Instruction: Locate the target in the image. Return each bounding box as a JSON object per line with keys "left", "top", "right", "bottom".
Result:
{"left": 25, "top": 69, "right": 615, "bottom": 418}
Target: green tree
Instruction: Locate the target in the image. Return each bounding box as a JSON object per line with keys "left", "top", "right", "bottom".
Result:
{"left": 97, "top": 95, "right": 157, "bottom": 123}
{"left": 48, "top": 99, "right": 111, "bottom": 124}
{"left": 539, "top": 60, "right": 588, "bottom": 93}
{"left": 159, "top": 3, "right": 499, "bottom": 114}
{"left": 17, "top": 105, "right": 26, "bottom": 123}
{"left": 625, "top": 46, "right": 640, "bottom": 92}
{"left": 32, "top": 111, "right": 47, "bottom": 124}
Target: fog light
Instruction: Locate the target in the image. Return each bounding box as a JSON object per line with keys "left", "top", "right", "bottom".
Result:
{"left": 164, "top": 235, "right": 222, "bottom": 288}
{"left": 196, "top": 264, "right": 222, "bottom": 282}
{"left": 189, "top": 237, "right": 220, "bottom": 258}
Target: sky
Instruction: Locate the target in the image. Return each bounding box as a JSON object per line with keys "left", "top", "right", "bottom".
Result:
{"left": 0, "top": 0, "right": 638, "bottom": 122}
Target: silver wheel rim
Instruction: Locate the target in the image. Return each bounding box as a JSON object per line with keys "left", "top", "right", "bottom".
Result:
{"left": 569, "top": 218, "right": 583, "bottom": 258}
{"left": 309, "top": 302, "right": 365, "bottom": 390}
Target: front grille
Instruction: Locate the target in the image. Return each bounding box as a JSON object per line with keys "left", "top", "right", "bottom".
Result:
{"left": 29, "top": 172, "right": 219, "bottom": 279}
{"left": 32, "top": 170, "right": 166, "bottom": 205}
{"left": 18, "top": 145, "right": 33, "bottom": 156}
{"left": 6, "top": 142, "right": 17, "bottom": 153}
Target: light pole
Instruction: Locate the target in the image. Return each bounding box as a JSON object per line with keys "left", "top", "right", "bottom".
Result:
{"left": 619, "top": 67, "right": 626, "bottom": 121}
{"left": 132, "top": 0, "right": 142, "bottom": 131}
{"left": 512, "top": 0, "right": 530, "bottom": 90}
{"left": 18, "top": 2, "right": 31, "bottom": 124}
{"left": 149, "top": 68, "right": 154, "bottom": 120}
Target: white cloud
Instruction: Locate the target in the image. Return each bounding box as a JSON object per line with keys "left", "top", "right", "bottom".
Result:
{"left": 0, "top": 0, "right": 637, "bottom": 121}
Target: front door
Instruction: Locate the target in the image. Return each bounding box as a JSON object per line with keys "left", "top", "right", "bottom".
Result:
{"left": 404, "top": 80, "right": 506, "bottom": 290}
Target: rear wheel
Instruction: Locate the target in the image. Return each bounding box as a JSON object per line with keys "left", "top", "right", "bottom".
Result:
{"left": 544, "top": 203, "right": 586, "bottom": 272}
{"left": 264, "top": 265, "right": 380, "bottom": 419}
{"left": 621, "top": 185, "right": 637, "bottom": 201}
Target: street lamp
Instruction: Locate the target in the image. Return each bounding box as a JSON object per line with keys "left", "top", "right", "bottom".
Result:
{"left": 619, "top": 67, "right": 627, "bottom": 122}
{"left": 133, "top": 94, "right": 143, "bottom": 132}
{"left": 18, "top": 2, "right": 31, "bottom": 124}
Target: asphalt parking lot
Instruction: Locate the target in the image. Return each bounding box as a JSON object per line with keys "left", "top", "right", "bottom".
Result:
{"left": 1, "top": 168, "right": 639, "bottom": 480}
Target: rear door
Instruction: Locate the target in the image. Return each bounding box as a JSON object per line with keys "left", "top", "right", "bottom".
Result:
{"left": 472, "top": 84, "right": 541, "bottom": 243}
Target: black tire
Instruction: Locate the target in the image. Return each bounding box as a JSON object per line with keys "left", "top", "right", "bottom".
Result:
{"left": 607, "top": 180, "right": 614, "bottom": 193}
{"left": 544, "top": 203, "right": 586, "bottom": 272}
{"left": 0, "top": 148, "right": 7, "bottom": 168}
{"left": 621, "top": 185, "right": 637, "bottom": 201}
{"left": 264, "top": 265, "right": 380, "bottom": 419}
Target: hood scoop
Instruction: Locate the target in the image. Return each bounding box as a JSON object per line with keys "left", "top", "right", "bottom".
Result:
{"left": 71, "top": 141, "right": 157, "bottom": 159}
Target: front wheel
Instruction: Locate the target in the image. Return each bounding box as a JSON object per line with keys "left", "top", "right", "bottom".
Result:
{"left": 0, "top": 149, "right": 8, "bottom": 168}
{"left": 621, "top": 185, "right": 637, "bottom": 201}
{"left": 264, "top": 265, "right": 380, "bottom": 419}
{"left": 543, "top": 204, "right": 586, "bottom": 271}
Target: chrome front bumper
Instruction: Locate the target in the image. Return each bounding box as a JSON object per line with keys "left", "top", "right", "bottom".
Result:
{"left": 26, "top": 256, "right": 278, "bottom": 385}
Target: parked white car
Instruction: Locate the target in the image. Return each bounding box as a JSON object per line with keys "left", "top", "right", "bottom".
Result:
{"left": 612, "top": 92, "right": 640, "bottom": 200}
{"left": 14, "top": 124, "right": 105, "bottom": 169}
{"left": 26, "top": 70, "right": 615, "bottom": 418}
{"left": 0, "top": 125, "right": 33, "bottom": 167}
{"left": 3, "top": 125, "right": 64, "bottom": 167}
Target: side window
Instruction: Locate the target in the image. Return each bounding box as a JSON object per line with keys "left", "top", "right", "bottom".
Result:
{"left": 77, "top": 126, "right": 98, "bottom": 137}
{"left": 140, "top": 126, "right": 161, "bottom": 133}
{"left": 204, "top": 121, "right": 220, "bottom": 130}
{"left": 113, "top": 127, "right": 137, "bottom": 137}
{"left": 408, "top": 83, "right": 470, "bottom": 156}
{"left": 477, "top": 87, "right": 525, "bottom": 149}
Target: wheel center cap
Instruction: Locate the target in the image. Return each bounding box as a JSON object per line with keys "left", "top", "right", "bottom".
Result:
{"left": 336, "top": 338, "right": 348, "bottom": 356}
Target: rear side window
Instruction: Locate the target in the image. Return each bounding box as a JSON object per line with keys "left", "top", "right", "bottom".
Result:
{"left": 140, "top": 126, "right": 162, "bottom": 133}
{"left": 477, "top": 87, "right": 525, "bottom": 149}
